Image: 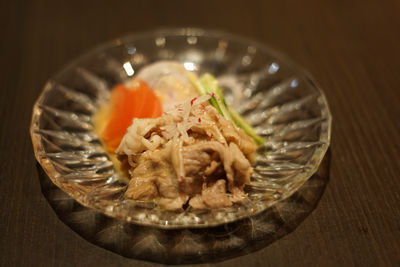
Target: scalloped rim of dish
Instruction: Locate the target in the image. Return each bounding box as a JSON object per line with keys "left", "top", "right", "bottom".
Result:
{"left": 30, "top": 27, "right": 332, "bottom": 229}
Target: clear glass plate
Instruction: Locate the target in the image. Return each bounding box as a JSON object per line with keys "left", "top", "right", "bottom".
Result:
{"left": 30, "top": 28, "right": 331, "bottom": 229}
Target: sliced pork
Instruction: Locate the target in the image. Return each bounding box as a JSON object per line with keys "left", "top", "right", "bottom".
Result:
{"left": 116, "top": 95, "right": 257, "bottom": 210}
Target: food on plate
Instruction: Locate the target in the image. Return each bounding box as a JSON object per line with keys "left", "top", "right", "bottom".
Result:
{"left": 94, "top": 61, "right": 264, "bottom": 210}
{"left": 135, "top": 61, "right": 198, "bottom": 111}
{"left": 94, "top": 81, "right": 162, "bottom": 152}
{"left": 116, "top": 94, "right": 257, "bottom": 209}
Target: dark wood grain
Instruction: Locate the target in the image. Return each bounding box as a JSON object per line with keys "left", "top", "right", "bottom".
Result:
{"left": 1, "top": 0, "right": 399, "bottom": 266}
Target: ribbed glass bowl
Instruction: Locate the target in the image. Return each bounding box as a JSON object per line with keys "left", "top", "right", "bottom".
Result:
{"left": 30, "top": 28, "right": 331, "bottom": 229}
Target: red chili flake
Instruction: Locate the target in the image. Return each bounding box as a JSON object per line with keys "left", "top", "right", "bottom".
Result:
{"left": 210, "top": 93, "right": 215, "bottom": 98}
{"left": 190, "top": 97, "right": 198, "bottom": 106}
{"left": 198, "top": 118, "right": 201, "bottom": 123}
{"left": 200, "top": 103, "right": 206, "bottom": 109}
{"left": 178, "top": 108, "right": 183, "bottom": 111}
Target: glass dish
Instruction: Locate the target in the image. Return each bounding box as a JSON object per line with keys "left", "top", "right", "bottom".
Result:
{"left": 30, "top": 28, "right": 331, "bottom": 229}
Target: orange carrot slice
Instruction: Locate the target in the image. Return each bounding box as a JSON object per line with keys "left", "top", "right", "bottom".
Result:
{"left": 101, "top": 80, "right": 162, "bottom": 152}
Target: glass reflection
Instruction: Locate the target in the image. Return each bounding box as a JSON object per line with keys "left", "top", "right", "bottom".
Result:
{"left": 123, "top": 61, "right": 134, "bottom": 76}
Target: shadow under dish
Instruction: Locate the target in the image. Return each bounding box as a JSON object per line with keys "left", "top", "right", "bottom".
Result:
{"left": 36, "top": 149, "right": 330, "bottom": 264}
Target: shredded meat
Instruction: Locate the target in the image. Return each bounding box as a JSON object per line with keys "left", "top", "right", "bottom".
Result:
{"left": 116, "top": 96, "right": 257, "bottom": 210}
{"left": 202, "top": 179, "right": 232, "bottom": 208}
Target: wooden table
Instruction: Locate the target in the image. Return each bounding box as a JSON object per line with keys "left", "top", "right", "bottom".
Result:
{"left": 1, "top": 0, "right": 399, "bottom": 266}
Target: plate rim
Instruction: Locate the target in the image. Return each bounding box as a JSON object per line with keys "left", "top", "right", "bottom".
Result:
{"left": 30, "top": 27, "right": 332, "bottom": 229}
